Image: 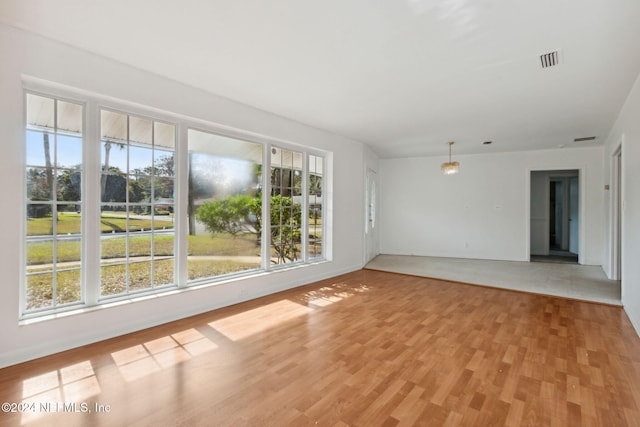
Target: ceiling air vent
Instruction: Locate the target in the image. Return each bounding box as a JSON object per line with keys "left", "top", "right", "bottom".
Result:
{"left": 540, "top": 50, "right": 560, "bottom": 68}
{"left": 574, "top": 136, "right": 596, "bottom": 142}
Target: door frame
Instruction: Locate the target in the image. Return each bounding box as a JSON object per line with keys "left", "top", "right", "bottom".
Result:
{"left": 526, "top": 168, "right": 584, "bottom": 263}
{"left": 609, "top": 144, "right": 623, "bottom": 280}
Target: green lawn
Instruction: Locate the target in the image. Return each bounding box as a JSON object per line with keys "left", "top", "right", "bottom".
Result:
{"left": 25, "top": 230, "right": 305, "bottom": 310}
{"left": 188, "top": 233, "right": 259, "bottom": 256}
{"left": 25, "top": 231, "right": 323, "bottom": 267}
{"left": 27, "top": 233, "right": 260, "bottom": 266}
{"left": 26, "top": 258, "right": 259, "bottom": 310}
{"left": 27, "top": 213, "right": 174, "bottom": 236}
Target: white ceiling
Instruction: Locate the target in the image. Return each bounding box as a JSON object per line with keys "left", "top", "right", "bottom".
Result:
{"left": 2, "top": 0, "right": 640, "bottom": 158}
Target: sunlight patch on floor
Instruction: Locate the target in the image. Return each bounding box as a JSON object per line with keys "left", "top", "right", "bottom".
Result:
{"left": 111, "top": 328, "right": 217, "bottom": 382}
{"left": 302, "top": 282, "right": 370, "bottom": 308}
{"left": 20, "top": 360, "right": 100, "bottom": 424}
{"left": 209, "top": 299, "right": 313, "bottom": 341}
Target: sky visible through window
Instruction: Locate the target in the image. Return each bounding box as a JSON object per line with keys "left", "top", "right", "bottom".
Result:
{"left": 26, "top": 131, "right": 170, "bottom": 172}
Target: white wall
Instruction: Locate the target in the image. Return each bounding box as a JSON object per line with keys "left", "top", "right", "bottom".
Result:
{"left": 0, "top": 24, "right": 367, "bottom": 368}
{"left": 603, "top": 73, "right": 640, "bottom": 333}
{"left": 379, "top": 147, "right": 604, "bottom": 264}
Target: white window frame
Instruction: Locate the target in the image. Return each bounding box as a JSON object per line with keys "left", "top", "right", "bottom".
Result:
{"left": 20, "top": 81, "right": 328, "bottom": 319}
{"left": 22, "top": 89, "right": 87, "bottom": 314}
{"left": 97, "top": 107, "right": 178, "bottom": 300}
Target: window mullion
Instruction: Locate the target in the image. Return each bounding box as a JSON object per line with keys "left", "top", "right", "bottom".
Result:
{"left": 52, "top": 101, "right": 59, "bottom": 307}
{"left": 262, "top": 143, "right": 271, "bottom": 271}
{"left": 175, "top": 124, "right": 189, "bottom": 287}
{"left": 83, "top": 100, "right": 100, "bottom": 305}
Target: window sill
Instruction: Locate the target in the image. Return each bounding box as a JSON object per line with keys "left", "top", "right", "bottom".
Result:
{"left": 19, "top": 258, "right": 327, "bottom": 326}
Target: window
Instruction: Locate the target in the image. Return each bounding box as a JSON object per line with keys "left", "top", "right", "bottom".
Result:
{"left": 25, "top": 93, "right": 84, "bottom": 311}
{"left": 99, "top": 110, "right": 176, "bottom": 297}
{"left": 187, "top": 129, "right": 262, "bottom": 281}
{"left": 22, "top": 87, "right": 328, "bottom": 317}
{"left": 270, "top": 147, "right": 303, "bottom": 266}
{"left": 308, "top": 155, "right": 324, "bottom": 259}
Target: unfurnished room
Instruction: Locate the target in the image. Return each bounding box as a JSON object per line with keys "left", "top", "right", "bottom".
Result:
{"left": 1, "top": 1, "right": 640, "bottom": 426}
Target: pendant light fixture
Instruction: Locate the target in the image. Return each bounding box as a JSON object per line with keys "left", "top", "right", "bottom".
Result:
{"left": 441, "top": 141, "right": 460, "bottom": 175}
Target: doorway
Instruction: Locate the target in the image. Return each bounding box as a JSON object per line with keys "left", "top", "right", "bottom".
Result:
{"left": 530, "top": 170, "right": 579, "bottom": 264}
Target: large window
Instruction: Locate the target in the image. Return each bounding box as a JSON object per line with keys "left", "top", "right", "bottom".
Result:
{"left": 25, "top": 93, "right": 83, "bottom": 311}
{"left": 99, "top": 110, "right": 176, "bottom": 297}
{"left": 270, "top": 147, "right": 303, "bottom": 266}
{"left": 22, "top": 88, "right": 327, "bottom": 317}
{"left": 187, "top": 129, "right": 262, "bottom": 281}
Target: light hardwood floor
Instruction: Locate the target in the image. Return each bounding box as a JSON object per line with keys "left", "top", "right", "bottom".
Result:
{"left": 1, "top": 269, "right": 640, "bottom": 426}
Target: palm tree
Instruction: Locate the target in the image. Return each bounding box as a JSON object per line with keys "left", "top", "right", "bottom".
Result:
{"left": 101, "top": 140, "right": 125, "bottom": 201}
{"left": 43, "top": 132, "right": 53, "bottom": 197}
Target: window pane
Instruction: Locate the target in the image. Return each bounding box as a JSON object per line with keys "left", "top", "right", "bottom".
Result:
{"left": 57, "top": 170, "right": 81, "bottom": 202}
{"left": 102, "top": 141, "right": 128, "bottom": 177}
{"left": 101, "top": 234, "right": 127, "bottom": 261}
{"left": 129, "top": 234, "right": 151, "bottom": 258}
{"left": 57, "top": 100, "right": 83, "bottom": 136}
{"left": 101, "top": 264, "right": 127, "bottom": 296}
{"left": 128, "top": 177, "right": 149, "bottom": 204}
{"left": 56, "top": 269, "right": 81, "bottom": 305}
{"left": 101, "top": 167, "right": 127, "bottom": 203}
{"left": 293, "top": 152, "right": 303, "bottom": 171}
{"left": 129, "top": 116, "right": 152, "bottom": 146}
{"left": 26, "top": 131, "right": 53, "bottom": 166}
{"left": 26, "top": 94, "right": 54, "bottom": 131}
{"left": 154, "top": 234, "right": 174, "bottom": 257}
{"left": 26, "top": 240, "right": 53, "bottom": 267}
{"left": 130, "top": 144, "right": 153, "bottom": 172}
{"left": 293, "top": 171, "right": 302, "bottom": 195}
{"left": 154, "top": 258, "right": 174, "bottom": 287}
{"left": 154, "top": 149, "right": 174, "bottom": 177}
{"left": 154, "top": 177, "right": 174, "bottom": 201}
{"left": 129, "top": 261, "right": 152, "bottom": 291}
{"left": 56, "top": 238, "right": 81, "bottom": 264}
{"left": 154, "top": 122, "right": 175, "bottom": 149}
{"left": 187, "top": 129, "right": 263, "bottom": 281}
{"left": 26, "top": 272, "right": 54, "bottom": 310}
{"left": 152, "top": 210, "right": 174, "bottom": 231}
{"left": 26, "top": 204, "right": 53, "bottom": 235}
{"left": 101, "top": 110, "right": 127, "bottom": 141}
{"left": 55, "top": 210, "right": 82, "bottom": 234}
{"left": 57, "top": 135, "right": 82, "bottom": 168}
{"left": 27, "top": 168, "right": 53, "bottom": 201}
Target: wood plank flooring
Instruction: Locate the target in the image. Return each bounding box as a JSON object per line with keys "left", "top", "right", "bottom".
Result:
{"left": 2, "top": 269, "right": 640, "bottom": 426}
